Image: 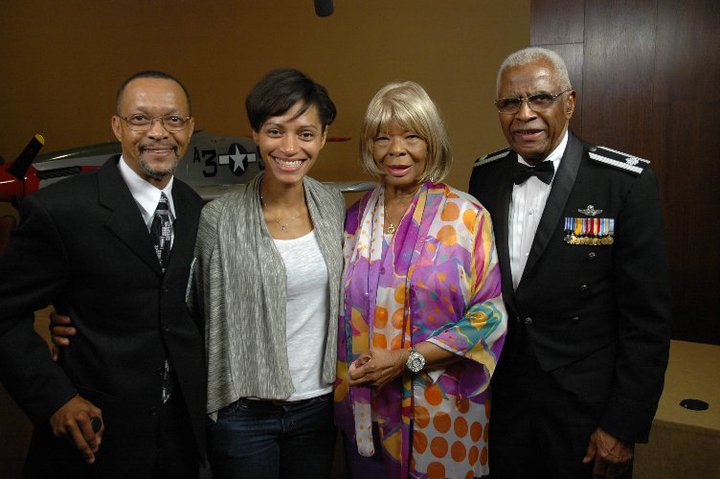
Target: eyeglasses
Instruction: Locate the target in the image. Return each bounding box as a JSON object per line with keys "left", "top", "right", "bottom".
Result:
{"left": 118, "top": 114, "right": 192, "bottom": 132}
{"left": 494, "top": 89, "right": 573, "bottom": 114}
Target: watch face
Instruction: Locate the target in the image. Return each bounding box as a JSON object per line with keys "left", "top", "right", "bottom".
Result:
{"left": 407, "top": 350, "right": 425, "bottom": 372}
{"left": 408, "top": 357, "right": 422, "bottom": 372}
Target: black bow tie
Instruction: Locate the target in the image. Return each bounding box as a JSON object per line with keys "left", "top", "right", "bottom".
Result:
{"left": 513, "top": 160, "right": 555, "bottom": 185}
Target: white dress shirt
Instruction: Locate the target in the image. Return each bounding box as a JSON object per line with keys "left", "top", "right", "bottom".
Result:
{"left": 117, "top": 156, "right": 176, "bottom": 231}
{"left": 508, "top": 130, "right": 569, "bottom": 290}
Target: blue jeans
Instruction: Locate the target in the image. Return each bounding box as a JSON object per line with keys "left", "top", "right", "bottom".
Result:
{"left": 208, "top": 394, "right": 336, "bottom": 479}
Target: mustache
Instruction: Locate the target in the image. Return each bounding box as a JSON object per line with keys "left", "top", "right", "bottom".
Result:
{"left": 139, "top": 143, "right": 179, "bottom": 154}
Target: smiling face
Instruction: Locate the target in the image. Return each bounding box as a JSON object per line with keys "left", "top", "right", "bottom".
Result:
{"left": 373, "top": 123, "right": 428, "bottom": 192}
{"left": 111, "top": 77, "right": 194, "bottom": 188}
{"left": 252, "top": 101, "right": 327, "bottom": 188}
{"left": 497, "top": 59, "right": 575, "bottom": 164}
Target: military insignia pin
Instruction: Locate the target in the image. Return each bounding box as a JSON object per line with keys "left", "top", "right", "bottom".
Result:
{"left": 578, "top": 205, "right": 603, "bottom": 217}
{"left": 564, "top": 216, "right": 615, "bottom": 245}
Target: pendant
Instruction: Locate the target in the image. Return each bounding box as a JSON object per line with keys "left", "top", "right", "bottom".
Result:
{"left": 386, "top": 223, "right": 397, "bottom": 234}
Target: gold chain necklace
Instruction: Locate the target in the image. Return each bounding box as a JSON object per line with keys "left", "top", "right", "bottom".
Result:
{"left": 260, "top": 195, "right": 302, "bottom": 231}
{"left": 384, "top": 197, "right": 412, "bottom": 235}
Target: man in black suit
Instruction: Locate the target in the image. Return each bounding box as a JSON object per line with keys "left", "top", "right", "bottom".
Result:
{"left": 0, "top": 71, "right": 206, "bottom": 478}
{"left": 469, "top": 47, "right": 671, "bottom": 479}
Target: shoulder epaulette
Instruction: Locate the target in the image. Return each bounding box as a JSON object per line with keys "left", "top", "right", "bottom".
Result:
{"left": 473, "top": 147, "right": 510, "bottom": 168}
{"left": 588, "top": 146, "right": 650, "bottom": 175}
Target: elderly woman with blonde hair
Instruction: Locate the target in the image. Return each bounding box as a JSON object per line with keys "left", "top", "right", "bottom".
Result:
{"left": 335, "top": 81, "right": 507, "bottom": 479}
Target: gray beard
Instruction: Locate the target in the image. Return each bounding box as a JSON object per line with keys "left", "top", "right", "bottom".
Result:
{"left": 139, "top": 156, "right": 178, "bottom": 180}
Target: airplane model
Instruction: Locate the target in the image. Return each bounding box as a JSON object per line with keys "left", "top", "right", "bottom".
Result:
{"left": 0, "top": 132, "right": 375, "bottom": 207}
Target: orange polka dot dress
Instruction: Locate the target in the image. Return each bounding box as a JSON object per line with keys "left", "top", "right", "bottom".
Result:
{"left": 335, "top": 182, "right": 507, "bottom": 478}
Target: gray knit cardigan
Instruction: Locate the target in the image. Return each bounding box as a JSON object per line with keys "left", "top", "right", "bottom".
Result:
{"left": 189, "top": 173, "right": 345, "bottom": 416}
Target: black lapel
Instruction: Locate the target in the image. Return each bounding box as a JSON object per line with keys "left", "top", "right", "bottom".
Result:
{"left": 520, "top": 133, "right": 584, "bottom": 283}
{"left": 97, "top": 157, "right": 164, "bottom": 276}
{"left": 493, "top": 154, "right": 517, "bottom": 307}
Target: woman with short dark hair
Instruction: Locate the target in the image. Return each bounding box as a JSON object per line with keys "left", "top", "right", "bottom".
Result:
{"left": 191, "top": 68, "right": 343, "bottom": 479}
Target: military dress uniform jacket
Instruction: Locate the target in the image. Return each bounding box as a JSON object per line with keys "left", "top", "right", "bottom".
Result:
{"left": 468, "top": 132, "right": 671, "bottom": 443}
{"left": 0, "top": 157, "right": 206, "bottom": 476}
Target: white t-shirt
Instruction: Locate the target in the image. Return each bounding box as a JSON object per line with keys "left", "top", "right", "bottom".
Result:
{"left": 274, "top": 230, "right": 333, "bottom": 401}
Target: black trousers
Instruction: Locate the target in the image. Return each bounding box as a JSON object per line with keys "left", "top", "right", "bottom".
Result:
{"left": 488, "top": 337, "right": 632, "bottom": 479}
{"left": 24, "top": 382, "right": 199, "bottom": 479}
{"left": 153, "top": 387, "right": 200, "bottom": 479}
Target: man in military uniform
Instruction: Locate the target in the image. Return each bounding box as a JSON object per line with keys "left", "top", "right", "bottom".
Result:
{"left": 469, "top": 47, "right": 671, "bottom": 478}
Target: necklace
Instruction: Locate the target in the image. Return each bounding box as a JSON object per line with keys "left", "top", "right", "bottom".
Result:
{"left": 260, "top": 194, "right": 303, "bottom": 231}
{"left": 384, "top": 192, "right": 413, "bottom": 235}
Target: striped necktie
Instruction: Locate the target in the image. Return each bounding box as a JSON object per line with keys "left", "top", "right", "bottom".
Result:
{"left": 151, "top": 193, "right": 173, "bottom": 271}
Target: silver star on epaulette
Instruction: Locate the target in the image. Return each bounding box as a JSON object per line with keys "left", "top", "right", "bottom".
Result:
{"left": 626, "top": 157, "right": 640, "bottom": 166}
{"left": 578, "top": 205, "right": 603, "bottom": 216}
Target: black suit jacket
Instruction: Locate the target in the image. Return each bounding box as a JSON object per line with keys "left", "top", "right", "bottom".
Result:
{"left": 0, "top": 157, "right": 206, "bottom": 476}
{"left": 469, "top": 132, "right": 671, "bottom": 443}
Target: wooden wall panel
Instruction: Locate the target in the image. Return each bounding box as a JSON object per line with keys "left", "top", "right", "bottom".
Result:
{"left": 531, "top": 0, "right": 584, "bottom": 44}
{"left": 653, "top": 0, "right": 720, "bottom": 343}
{"left": 652, "top": 0, "right": 720, "bottom": 199}
{"left": 661, "top": 101, "right": 720, "bottom": 207}
{"left": 530, "top": 0, "right": 585, "bottom": 143}
{"left": 533, "top": 0, "right": 720, "bottom": 344}
{"left": 581, "top": 0, "right": 658, "bottom": 157}
{"left": 667, "top": 203, "right": 720, "bottom": 343}
{"left": 653, "top": 0, "right": 720, "bottom": 103}
{"left": 539, "top": 43, "right": 584, "bottom": 138}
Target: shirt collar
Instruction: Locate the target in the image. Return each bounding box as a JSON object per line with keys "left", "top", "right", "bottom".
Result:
{"left": 517, "top": 129, "right": 569, "bottom": 175}
{"left": 117, "top": 156, "right": 176, "bottom": 225}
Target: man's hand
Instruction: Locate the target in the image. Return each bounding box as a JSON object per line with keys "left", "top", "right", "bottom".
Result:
{"left": 49, "top": 312, "right": 75, "bottom": 361}
{"left": 582, "top": 427, "right": 634, "bottom": 478}
{"left": 347, "top": 348, "right": 408, "bottom": 389}
{"left": 50, "top": 395, "right": 104, "bottom": 464}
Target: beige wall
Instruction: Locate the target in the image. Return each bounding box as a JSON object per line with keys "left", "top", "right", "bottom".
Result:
{"left": 0, "top": 1, "right": 529, "bottom": 476}
{"left": 0, "top": 0, "right": 529, "bottom": 190}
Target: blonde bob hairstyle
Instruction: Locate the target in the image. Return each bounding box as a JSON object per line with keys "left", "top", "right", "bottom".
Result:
{"left": 360, "top": 81, "right": 452, "bottom": 183}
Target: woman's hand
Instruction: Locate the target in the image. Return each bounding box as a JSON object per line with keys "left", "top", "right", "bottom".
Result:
{"left": 347, "top": 348, "right": 409, "bottom": 389}
{"left": 347, "top": 342, "right": 461, "bottom": 389}
{"left": 49, "top": 312, "right": 75, "bottom": 361}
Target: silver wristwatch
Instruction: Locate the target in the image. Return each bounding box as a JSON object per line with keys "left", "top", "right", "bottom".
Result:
{"left": 406, "top": 348, "right": 426, "bottom": 373}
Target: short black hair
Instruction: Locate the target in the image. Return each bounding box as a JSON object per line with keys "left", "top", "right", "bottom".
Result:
{"left": 246, "top": 68, "right": 336, "bottom": 132}
{"left": 115, "top": 70, "right": 192, "bottom": 114}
